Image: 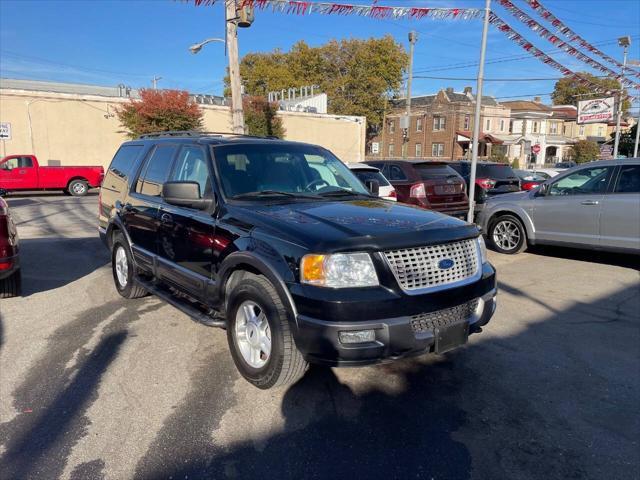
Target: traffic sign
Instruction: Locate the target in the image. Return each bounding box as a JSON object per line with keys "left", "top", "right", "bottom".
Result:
{"left": 532, "top": 144, "right": 541, "bottom": 154}
{"left": 0, "top": 122, "right": 11, "bottom": 140}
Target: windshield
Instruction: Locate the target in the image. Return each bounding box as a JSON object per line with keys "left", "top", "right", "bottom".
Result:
{"left": 415, "top": 163, "right": 460, "bottom": 180}
{"left": 212, "top": 143, "right": 369, "bottom": 199}
{"left": 478, "top": 164, "right": 516, "bottom": 178}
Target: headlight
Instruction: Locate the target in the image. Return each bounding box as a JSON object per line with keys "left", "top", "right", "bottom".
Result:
{"left": 301, "top": 253, "right": 379, "bottom": 288}
{"left": 477, "top": 235, "right": 488, "bottom": 264}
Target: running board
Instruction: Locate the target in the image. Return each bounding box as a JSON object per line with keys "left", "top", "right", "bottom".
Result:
{"left": 134, "top": 277, "right": 226, "bottom": 328}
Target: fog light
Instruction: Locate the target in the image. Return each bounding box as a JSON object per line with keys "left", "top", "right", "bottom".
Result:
{"left": 339, "top": 330, "right": 375, "bottom": 344}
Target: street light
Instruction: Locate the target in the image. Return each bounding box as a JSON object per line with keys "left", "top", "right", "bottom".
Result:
{"left": 613, "top": 36, "right": 631, "bottom": 158}
{"left": 189, "top": 37, "right": 225, "bottom": 55}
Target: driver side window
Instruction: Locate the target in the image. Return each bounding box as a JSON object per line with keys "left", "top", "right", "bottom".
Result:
{"left": 549, "top": 167, "right": 611, "bottom": 196}
{"left": 2, "top": 158, "right": 19, "bottom": 170}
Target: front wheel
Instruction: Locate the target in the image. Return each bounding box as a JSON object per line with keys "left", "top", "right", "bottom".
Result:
{"left": 488, "top": 214, "right": 527, "bottom": 254}
{"left": 226, "top": 273, "right": 308, "bottom": 389}
{"left": 68, "top": 179, "right": 89, "bottom": 197}
{"left": 111, "top": 232, "right": 147, "bottom": 299}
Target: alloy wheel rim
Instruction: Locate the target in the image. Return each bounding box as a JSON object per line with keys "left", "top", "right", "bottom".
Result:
{"left": 235, "top": 300, "right": 271, "bottom": 369}
{"left": 115, "top": 246, "right": 128, "bottom": 287}
{"left": 493, "top": 220, "right": 521, "bottom": 251}
{"left": 73, "top": 183, "right": 86, "bottom": 194}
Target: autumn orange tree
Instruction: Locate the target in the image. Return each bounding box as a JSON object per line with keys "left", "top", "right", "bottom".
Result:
{"left": 116, "top": 89, "right": 203, "bottom": 138}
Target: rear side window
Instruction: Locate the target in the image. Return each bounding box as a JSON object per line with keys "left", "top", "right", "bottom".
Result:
{"left": 387, "top": 164, "right": 407, "bottom": 181}
{"left": 108, "top": 145, "right": 143, "bottom": 180}
{"left": 169, "top": 145, "right": 211, "bottom": 198}
{"left": 415, "top": 164, "right": 459, "bottom": 180}
{"left": 614, "top": 165, "right": 640, "bottom": 193}
{"left": 136, "top": 145, "right": 177, "bottom": 197}
{"left": 353, "top": 169, "right": 391, "bottom": 186}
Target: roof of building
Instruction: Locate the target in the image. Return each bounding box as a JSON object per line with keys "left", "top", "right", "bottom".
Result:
{"left": 501, "top": 100, "right": 552, "bottom": 112}
{"left": 551, "top": 105, "right": 578, "bottom": 120}
{"left": 390, "top": 88, "right": 500, "bottom": 109}
{"left": 0, "top": 77, "right": 226, "bottom": 105}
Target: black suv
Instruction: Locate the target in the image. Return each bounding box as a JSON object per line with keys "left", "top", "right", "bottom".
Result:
{"left": 99, "top": 132, "right": 497, "bottom": 389}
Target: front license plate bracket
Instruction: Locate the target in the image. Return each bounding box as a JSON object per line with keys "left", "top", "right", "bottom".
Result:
{"left": 434, "top": 321, "right": 469, "bottom": 354}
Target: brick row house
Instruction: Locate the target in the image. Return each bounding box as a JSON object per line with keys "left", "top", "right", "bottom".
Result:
{"left": 369, "top": 87, "right": 510, "bottom": 162}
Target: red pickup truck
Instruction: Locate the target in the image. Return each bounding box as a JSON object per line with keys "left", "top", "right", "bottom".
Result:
{"left": 0, "top": 155, "right": 104, "bottom": 196}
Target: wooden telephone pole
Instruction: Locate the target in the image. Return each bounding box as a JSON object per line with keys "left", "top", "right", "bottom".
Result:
{"left": 226, "top": 0, "right": 245, "bottom": 134}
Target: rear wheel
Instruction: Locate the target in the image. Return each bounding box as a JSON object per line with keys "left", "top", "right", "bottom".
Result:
{"left": 226, "top": 273, "right": 308, "bottom": 389}
{"left": 68, "top": 179, "right": 89, "bottom": 197}
{"left": 488, "top": 214, "right": 527, "bottom": 254}
{"left": 0, "top": 270, "right": 22, "bottom": 298}
{"left": 111, "top": 232, "right": 147, "bottom": 299}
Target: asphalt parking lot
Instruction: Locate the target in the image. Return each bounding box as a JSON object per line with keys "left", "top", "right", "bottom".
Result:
{"left": 0, "top": 193, "right": 638, "bottom": 480}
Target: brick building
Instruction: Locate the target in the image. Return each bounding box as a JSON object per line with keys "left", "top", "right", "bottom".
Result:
{"left": 368, "top": 87, "right": 510, "bottom": 161}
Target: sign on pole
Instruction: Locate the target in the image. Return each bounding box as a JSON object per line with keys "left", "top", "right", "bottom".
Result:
{"left": 371, "top": 142, "right": 379, "bottom": 154}
{"left": 577, "top": 97, "right": 615, "bottom": 125}
{"left": 599, "top": 144, "right": 613, "bottom": 160}
{"left": 0, "top": 122, "right": 11, "bottom": 140}
{"left": 532, "top": 144, "right": 541, "bottom": 154}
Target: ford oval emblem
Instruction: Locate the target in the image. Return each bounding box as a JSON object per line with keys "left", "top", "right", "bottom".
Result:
{"left": 438, "top": 258, "right": 455, "bottom": 270}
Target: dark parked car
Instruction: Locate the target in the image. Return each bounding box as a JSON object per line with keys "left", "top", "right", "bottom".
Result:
{"left": 0, "top": 192, "right": 21, "bottom": 297}
{"left": 448, "top": 161, "right": 521, "bottom": 199}
{"left": 555, "top": 161, "right": 577, "bottom": 169}
{"left": 366, "top": 160, "right": 469, "bottom": 217}
{"left": 514, "top": 169, "right": 547, "bottom": 191}
{"left": 99, "top": 132, "right": 496, "bottom": 389}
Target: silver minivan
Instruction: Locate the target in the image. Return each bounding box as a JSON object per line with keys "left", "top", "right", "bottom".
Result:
{"left": 477, "top": 158, "right": 640, "bottom": 254}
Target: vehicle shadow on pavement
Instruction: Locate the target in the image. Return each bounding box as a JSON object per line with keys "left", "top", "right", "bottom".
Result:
{"left": 133, "top": 284, "right": 639, "bottom": 480}
{"left": 0, "top": 298, "right": 164, "bottom": 480}
{"left": 526, "top": 244, "right": 640, "bottom": 270}
{"left": 19, "top": 236, "right": 109, "bottom": 296}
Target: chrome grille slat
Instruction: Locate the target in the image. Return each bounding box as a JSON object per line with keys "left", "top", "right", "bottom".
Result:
{"left": 383, "top": 239, "right": 479, "bottom": 292}
{"left": 410, "top": 299, "right": 479, "bottom": 334}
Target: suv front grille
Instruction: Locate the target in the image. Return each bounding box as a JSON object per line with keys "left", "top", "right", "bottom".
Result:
{"left": 411, "top": 299, "right": 479, "bottom": 334}
{"left": 382, "top": 239, "right": 479, "bottom": 293}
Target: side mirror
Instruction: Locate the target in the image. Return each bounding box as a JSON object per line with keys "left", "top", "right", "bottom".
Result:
{"left": 162, "top": 181, "right": 214, "bottom": 210}
{"left": 536, "top": 183, "right": 549, "bottom": 197}
{"left": 365, "top": 179, "right": 380, "bottom": 196}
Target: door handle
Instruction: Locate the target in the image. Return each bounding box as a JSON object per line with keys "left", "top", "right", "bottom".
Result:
{"left": 581, "top": 200, "right": 599, "bottom": 206}
{"left": 19, "top": 170, "right": 26, "bottom": 174}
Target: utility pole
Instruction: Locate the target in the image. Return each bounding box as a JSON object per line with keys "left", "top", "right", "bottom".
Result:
{"left": 634, "top": 105, "right": 640, "bottom": 158}
{"left": 226, "top": 0, "right": 245, "bottom": 134}
{"left": 152, "top": 76, "right": 162, "bottom": 90}
{"left": 402, "top": 31, "right": 417, "bottom": 159}
{"left": 467, "top": 0, "right": 491, "bottom": 223}
{"left": 613, "top": 36, "right": 630, "bottom": 159}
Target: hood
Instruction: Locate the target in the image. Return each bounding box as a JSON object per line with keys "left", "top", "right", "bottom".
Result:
{"left": 225, "top": 199, "right": 479, "bottom": 252}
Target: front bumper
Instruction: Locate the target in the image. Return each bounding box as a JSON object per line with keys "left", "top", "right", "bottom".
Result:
{"left": 292, "top": 263, "right": 497, "bottom": 366}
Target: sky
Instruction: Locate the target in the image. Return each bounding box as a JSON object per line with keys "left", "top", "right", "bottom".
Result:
{"left": 1, "top": 0, "right": 639, "bottom": 109}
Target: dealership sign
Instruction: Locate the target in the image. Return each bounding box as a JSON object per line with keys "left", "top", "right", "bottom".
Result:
{"left": 577, "top": 97, "right": 615, "bottom": 124}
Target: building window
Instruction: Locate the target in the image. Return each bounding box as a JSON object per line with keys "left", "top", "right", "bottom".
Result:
{"left": 532, "top": 121, "right": 539, "bottom": 133}
{"left": 389, "top": 143, "right": 395, "bottom": 156}
{"left": 485, "top": 119, "right": 491, "bottom": 131}
{"left": 431, "top": 143, "right": 445, "bottom": 157}
{"left": 416, "top": 117, "right": 423, "bottom": 132}
{"left": 415, "top": 143, "right": 422, "bottom": 157}
{"left": 579, "top": 125, "right": 585, "bottom": 136}
{"left": 500, "top": 119, "right": 505, "bottom": 132}
{"left": 549, "top": 122, "right": 558, "bottom": 134}
{"left": 597, "top": 126, "right": 604, "bottom": 137}
{"left": 389, "top": 120, "right": 395, "bottom": 134}
{"left": 433, "top": 116, "right": 446, "bottom": 131}
{"left": 464, "top": 115, "right": 470, "bottom": 130}
{"left": 509, "top": 120, "right": 515, "bottom": 133}
{"left": 563, "top": 124, "right": 568, "bottom": 135}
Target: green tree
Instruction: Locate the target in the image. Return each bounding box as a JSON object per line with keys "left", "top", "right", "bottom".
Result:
{"left": 243, "top": 96, "right": 285, "bottom": 138}
{"left": 116, "top": 89, "right": 203, "bottom": 138}
{"left": 551, "top": 72, "right": 630, "bottom": 112}
{"left": 611, "top": 123, "right": 638, "bottom": 158}
{"left": 568, "top": 139, "right": 601, "bottom": 163}
{"left": 230, "top": 37, "right": 408, "bottom": 140}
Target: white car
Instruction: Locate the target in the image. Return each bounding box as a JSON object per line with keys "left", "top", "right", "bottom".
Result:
{"left": 531, "top": 168, "right": 563, "bottom": 178}
{"left": 348, "top": 163, "right": 397, "bottom": 201}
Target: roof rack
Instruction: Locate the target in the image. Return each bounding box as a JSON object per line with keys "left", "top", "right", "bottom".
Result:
{"left": 137, "top": 130, "right": 280, "bottom": 140}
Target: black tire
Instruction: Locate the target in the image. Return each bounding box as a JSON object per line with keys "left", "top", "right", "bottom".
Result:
{"left": 226, "top": 273, "right": 308, "bottom": 389}
{"left": 0, "top": 269, "right": 22, "bottom": 298}
{"left": 68, "top": 179, "right": 89, "bottom": 197}
{"left": 111, "top": 232, "right": 147, "bottom": 299}
{"left": 488, "top": 214, "right": 527, "bottom": 254}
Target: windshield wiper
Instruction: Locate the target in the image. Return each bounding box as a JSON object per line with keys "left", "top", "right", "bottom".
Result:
{"left": 232, "top": 190, "right": 318, "bottom": 200}
{"left": 316, "top": 189, "right": 370, "bottom": 198}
